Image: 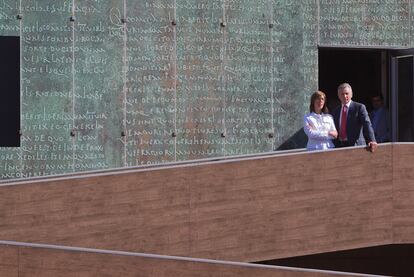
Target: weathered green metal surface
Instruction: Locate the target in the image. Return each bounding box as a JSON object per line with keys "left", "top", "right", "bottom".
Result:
{"left": 0, "top": 0, "right": 411, "bottom": 179}
{"left": 224, "top": 0, "right": 273, "bottom": 156}
{"left": 319, "top": 0, "right": 410, "bottom": 47}
{"left": 20, "top": 0, "right": 73, "bottom": 177}
{"left": 125, "top": 0, "right": 176, "bottom": 166}
{"left": 73, "top": 1, "right": 124, "bottom": 172}
{"left": 0, "top": 0, "right": 18, "bottom": 36}
{"left": 175, "top": 0, "right": 225, "bottom": 160}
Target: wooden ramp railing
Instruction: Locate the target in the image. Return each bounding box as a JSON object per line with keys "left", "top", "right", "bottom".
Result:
{"left": 0, "top": 143, "right": 413, "bottom": 263}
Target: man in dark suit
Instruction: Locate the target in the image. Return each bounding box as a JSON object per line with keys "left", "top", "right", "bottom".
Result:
{"left": 331, "top": 83, "right": 377, "bottom": 152}
{"left": 370, "top": 95, "right": 390, "bottom": 143}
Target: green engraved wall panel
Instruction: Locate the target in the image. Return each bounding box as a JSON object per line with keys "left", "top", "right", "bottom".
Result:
{"left": 272, "top": 1, "right": 317, "bottom": 150}
{"left": 125, "top": 0, "right": 176, "bottom": 166}
{"left": 73, "top": 1, "right": 124, "bottom": 172}
{"left": 176, "top": 0, "right": 224, "bottom": 160}
{"left": 319, "top": 0, "right": 410, "bottom": 47}
{"left": 1, "top": 0, "right": 414, "bottom": 179}
{"left": 0, "top": 0, "right": 19, "bottom": 36}
{"left": 20, "top": 0, "right": 73, "bottom": 177}
{"left": 224, "top": 0, "right": 273, "bottom": 156}
{"left": 412, "top": 1, "right": 414, "bottom": 47}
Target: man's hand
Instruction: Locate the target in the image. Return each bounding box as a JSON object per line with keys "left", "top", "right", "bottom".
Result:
{"left": 367, "top": 141, "right": 378, "bottom": 153}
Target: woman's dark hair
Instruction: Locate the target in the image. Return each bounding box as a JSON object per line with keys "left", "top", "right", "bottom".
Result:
{"left": 309, "top": 91, "right": 329, "bottom": 113}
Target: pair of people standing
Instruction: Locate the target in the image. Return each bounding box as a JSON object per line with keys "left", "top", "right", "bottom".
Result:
{"left": 304, "top": 83, "right": 377, "bottom": 152}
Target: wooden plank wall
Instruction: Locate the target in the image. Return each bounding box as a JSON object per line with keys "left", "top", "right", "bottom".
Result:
{"left": 0, "top": 245, "right": 18, "bottom": 277}
{"left": 187, "top": 146, "right": 393, "bottom": 261}
{"left": 0, "top": 243, "right": 349, "bottom": 277}
{"left": 0, "top": 144, "right": 403, "bottom": 262}
{"left": 392, "top": 144, "right": 414, "bottom": 243}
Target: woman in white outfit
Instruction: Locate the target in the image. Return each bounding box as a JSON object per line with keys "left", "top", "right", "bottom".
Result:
{"left": 304, "top": 91, "right": 337, "bottom": 150}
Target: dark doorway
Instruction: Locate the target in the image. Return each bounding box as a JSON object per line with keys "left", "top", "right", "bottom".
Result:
{"left": 389, "top": 49, "right": 414, "bottom": 142}
{"left": 0, "top": 36, "right": 20, "bottom": 147}
{"left": 255, "top": 244, "right": 414, "bottom": 276}
{"left": 319, "top": 47, "right": 414, "bottom": 143}
{"left": 318, "top": 47, "right": 386, "bottom": 113}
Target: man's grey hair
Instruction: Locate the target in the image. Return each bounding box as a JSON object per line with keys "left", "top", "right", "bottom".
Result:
{"left": 337, "top": 83, "right": 352, "bottom": 92}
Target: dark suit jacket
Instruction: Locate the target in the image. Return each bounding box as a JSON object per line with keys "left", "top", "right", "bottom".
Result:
{"left": 331, "top": 101, "right": 376, "bottom": 146}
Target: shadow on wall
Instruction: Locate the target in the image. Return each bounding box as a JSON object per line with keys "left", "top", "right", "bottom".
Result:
{"left": 276, "top": 128, "right": 307, "bottom": 150}
{"left": 256, "top": 244, "right": 414, "bottom": 276}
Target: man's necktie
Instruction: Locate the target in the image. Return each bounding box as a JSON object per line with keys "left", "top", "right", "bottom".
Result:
{"left": 339, "top": 105, "right": 347, "bottom": 140}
